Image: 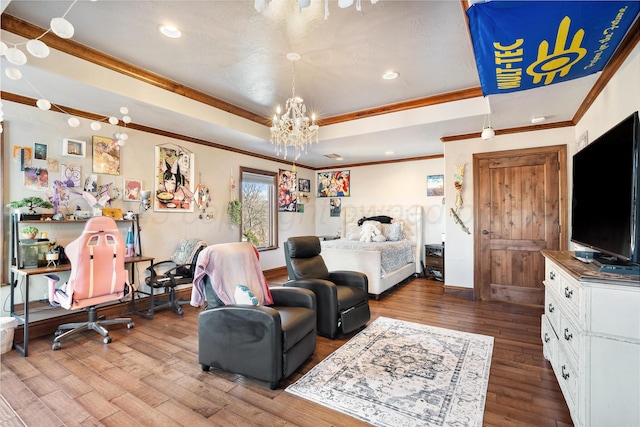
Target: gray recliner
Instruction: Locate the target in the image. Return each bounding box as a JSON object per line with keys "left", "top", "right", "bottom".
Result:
{"left": 193, "top": 242, "right": 317, "bottom": 389}
{"left": 283, "top": 236, "right": 370, "bottom": 339}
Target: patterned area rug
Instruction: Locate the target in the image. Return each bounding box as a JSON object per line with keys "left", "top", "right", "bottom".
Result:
{"left": 286, "top": 317, "right": 494, "bottom": 427}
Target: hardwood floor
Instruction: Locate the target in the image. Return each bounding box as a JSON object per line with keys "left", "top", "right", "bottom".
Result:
{"left": 0, "top": 276, "right": 572, "bottom": 426}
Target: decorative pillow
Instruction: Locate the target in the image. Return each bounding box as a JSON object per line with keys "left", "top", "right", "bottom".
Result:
{"left": 346, "top": 224, "right": 361, "bottom": 241}
{"left": 382, "top": 222, "right": 404, "bottom": 241}
{"left": 234, "top": 284, "right": 259, "bottom": 306}
{"left": 360, "top": 221, "right": 386, "bottom": 243}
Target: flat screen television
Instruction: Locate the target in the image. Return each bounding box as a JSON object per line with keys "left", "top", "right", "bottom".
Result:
{"left": 571, "top": 111, "right": 640, "bottom": 269}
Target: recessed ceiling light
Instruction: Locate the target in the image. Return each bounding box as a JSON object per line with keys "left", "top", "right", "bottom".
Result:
{"left": 382, "top": 71, "right": 399, "bottom": 80}
{"left": 531, "top": 116, "right": 546, "bottom": 124}
{"left": 335, "top": 157, "right": 344, "bottom": 161}
{"left": 158, "top": 24, "right": 182, "bottom": 39}
{"left": 385, "top": 151, "right": 395, "bottom": 155}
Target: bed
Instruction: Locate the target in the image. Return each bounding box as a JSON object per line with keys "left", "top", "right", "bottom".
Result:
{"left": 320, "top": 205, "right": 423, "bottom": 298}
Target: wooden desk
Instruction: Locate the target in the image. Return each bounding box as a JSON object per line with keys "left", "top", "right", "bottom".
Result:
{"left": 9, "top": 256, "right": 154, "bottom": 357}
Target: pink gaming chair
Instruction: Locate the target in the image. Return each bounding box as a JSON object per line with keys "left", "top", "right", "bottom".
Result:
{"left": 46, "top": 216, "right": 134, "bottom": 350}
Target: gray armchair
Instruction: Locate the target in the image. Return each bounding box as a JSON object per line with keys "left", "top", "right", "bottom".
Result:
{"left": 193, "top": 242, "right": 317, "bottom": 389}
{"left": 283, "top": 236, "right": 370, "bottom": 339}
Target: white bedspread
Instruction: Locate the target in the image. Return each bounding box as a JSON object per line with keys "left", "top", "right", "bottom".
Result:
{"left": 320, "top": 239, "right": 414, "bottom": 277}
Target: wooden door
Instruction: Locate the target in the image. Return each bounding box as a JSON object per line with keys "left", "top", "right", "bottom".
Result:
{"left": 474, "top": 145, "right": 567, "bottom": 305}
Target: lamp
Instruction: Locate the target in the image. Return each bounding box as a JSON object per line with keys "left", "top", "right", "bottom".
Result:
{"left": 481, "top": 115, "right": 495, "bottom": 140}
{"left": 270, "top": 53, "right": 319, "bottom": 161}
{"left": 140, "top": 190, "right": 151, "bottom": 211}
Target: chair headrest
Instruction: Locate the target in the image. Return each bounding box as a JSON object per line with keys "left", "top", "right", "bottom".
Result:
{"left": 286, "top": 236, "right": 321, "bottom": 258}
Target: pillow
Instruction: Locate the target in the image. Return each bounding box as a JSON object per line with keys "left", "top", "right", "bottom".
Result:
{"left": 234, "top": 284, "right": 259, "bottom": 306}
{"left": 360, "top": 221, "right": 386, "bottom": 243}
{"left": 382, "top": 222, "right": 404, "bottom": 241}
{"left": 346, "top": 224, "right": 361, "bottom": 240}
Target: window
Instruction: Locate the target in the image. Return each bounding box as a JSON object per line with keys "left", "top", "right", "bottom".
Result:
{"left": 240, "top": 167, "right": 278, "bottom": 250}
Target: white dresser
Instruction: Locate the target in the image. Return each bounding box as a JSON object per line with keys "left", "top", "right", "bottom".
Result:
{"left": 541, "top": 250, "right": 640, "bottom": 427}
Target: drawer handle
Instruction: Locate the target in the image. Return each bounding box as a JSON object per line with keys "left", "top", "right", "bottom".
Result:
{"left": 561, "top": 365, "right": 570, "bottom": 380}
{"left": 548, "top": 303, "right": 555, "bottom": 313}
{"left": 564, "top": 287, "right": 573, "bottom": 299}
{"left": 544, "top": 333, "right": 550, "bottom": 343}
{"left": 564, "top": 328, "right": 573, "bottom": 341}
{"left": 550, "top": 271, "right": 556, "bottom": 280}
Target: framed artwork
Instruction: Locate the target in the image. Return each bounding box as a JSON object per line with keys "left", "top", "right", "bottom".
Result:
{"left": 92, "top": 136, "right": 120, "bottom": 175}
{"left": 330, "top": 198, "right": 341, "bottom": 217}
{"left": 577, "top": 131, "right": 588, "bottom": 150}
{"left": 278, "top": 169, "right": 298, "bottom": 212}
{"left": 154, "top": 144, "right": 195, "bottom": 212}
{"left": 60, "top": 163, "right": 82, "bottom": 189}
{"left": 24, "top": 166, "right": 48, "bottom": 190}
{"left": 317, "top": 170, "right": 350, "bottom": 197}
{"left": 47, "top": 158, "right": 59, "bottom": 173}
{"left": 84, "top": 174, "right": 98, "bottom": 193}
{"left": 427, "top": 174, "right": 444, "bottom": 196}
{"left": 124, "top": 179, "right": 142, "bottom": 201}
{"left": 297, "top": 204, "right": 305, "bottom": 213}
{"left": 298, "top": 178, "right": 311, "bottom": 193}
{"left": 34, "top": 142, "right": 47, "bottom": 160}
{"left": 62, "top": 138, "right": 86, "bottom": 158}
{"left": 21, "top": 147, "right": 33, "bottom": 170}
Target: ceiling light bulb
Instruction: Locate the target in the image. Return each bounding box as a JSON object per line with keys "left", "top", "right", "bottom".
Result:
{"left": 481, "top": 126, "right": 495, "bottom": 140}
{"left": 5, "top": 67, "right": 23, "bottom": 80}
{"left": 36, "top": 99, "right": 51, "bottom": 110}
{"left": 531, "top": 116, "right": 546, "bottom": 124}
{"left": 122, "top": 115, "right": 131, "bottom": 124}
{"left": 120, "top": 133, "right": 129, "bottom": 141}
{"left": 5, "top": 47, "right": 27, "bottom": 65}
{"left": 108, "top": 116, "right": 119, "bottom": 125}
{"left": 50, "top": 17, "right": 74, "bottom": 39}
{"left": 26, "top": 39, "right": 50, "bottom": 58}
{"left": 158, "top": 24, "right": 182, "bottom": 38}
{"left": 120, "top": 106, "right": 129, "bottom": 115}
{"left": 67, "top": 117, "right": 80, "bottom": 128}
{"left": 0, "top": 41, "right": 7, "bottom": 56}
{"left": 382, "top": 71, "right": 399, "bottom": 80}
{"left": 90, "top": 122, "right": 102, "bottom": 130}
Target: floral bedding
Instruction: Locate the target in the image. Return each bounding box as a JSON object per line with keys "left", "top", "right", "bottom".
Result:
{"left": 320, "top": 239, "right": 414, "bottom": 276}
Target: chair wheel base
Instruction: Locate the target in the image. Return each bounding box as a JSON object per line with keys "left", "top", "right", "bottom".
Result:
{"left": 52, "top": 342, "right": 61, "bottom": 351}
{"left": 127, "top": 321, "right": 135, "bottom": 329}
{"left": 103, "top": 336, "right": 112, "bottom": 344}
{"left": 201, "top": 364, "right": 210, "bottom": 372}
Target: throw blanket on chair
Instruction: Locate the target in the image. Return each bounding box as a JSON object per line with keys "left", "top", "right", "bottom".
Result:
{"left": 190, "top": 242, "right": 274, "bottom": 307}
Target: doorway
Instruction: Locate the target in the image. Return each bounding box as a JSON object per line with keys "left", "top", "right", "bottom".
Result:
{"left": 473, "top": 145, "right": 567, "bottom": 305}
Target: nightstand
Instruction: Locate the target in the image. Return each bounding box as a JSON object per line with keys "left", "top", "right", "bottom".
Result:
{"left": 424, "top": 244, "right": 444, "bottom": 281}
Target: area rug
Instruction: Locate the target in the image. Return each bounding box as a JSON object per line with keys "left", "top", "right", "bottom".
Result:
{"left": 286, "top": 316, "right": 494, "bottom": 427}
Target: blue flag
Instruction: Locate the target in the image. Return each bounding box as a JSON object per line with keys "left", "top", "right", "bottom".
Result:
{"left": 467, "top": 1, "right": 640, "bottom": 95}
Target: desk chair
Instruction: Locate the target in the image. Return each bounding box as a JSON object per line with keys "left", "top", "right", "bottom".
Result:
{"left": 46, "top": 216, "right": 134, "bottom": 351}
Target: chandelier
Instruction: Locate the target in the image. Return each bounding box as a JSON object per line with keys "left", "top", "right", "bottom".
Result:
{"left": 255, "top": 0, "right": 379, "bottom": 20}
{"left": 270, "top": 53, "right": 319, "bottom": 160}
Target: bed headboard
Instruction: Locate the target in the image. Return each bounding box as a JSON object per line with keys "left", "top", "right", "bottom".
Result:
{"left": 340, "top": 205, "right": 424, "bottom": 273}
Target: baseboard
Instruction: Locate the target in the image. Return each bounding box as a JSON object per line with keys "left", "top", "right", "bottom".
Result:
{"left": 444, "top": 285, "right": 474, "bottom": 300}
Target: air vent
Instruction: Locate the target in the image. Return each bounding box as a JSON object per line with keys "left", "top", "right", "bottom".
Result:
{"left": 324, "top": 153, "right": 342, "bottom": 159}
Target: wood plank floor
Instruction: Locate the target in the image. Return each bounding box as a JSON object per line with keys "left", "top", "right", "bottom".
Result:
{"left": 0, "top": 276, "right": 573, "bottom": 426}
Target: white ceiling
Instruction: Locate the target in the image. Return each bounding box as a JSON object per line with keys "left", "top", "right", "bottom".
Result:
{"left": 0, "top": 0, "right": 610, "bottom": 168}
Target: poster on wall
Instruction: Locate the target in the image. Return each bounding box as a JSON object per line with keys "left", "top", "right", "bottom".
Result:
{"left": 317, "top": 170, "right": 350, "bottom": 197}
{"left": 92, "top": 136, "right": 120, "bottom": 175}
{"left": 154, "top": 144, "right": 195, "bottom": 212}
{"left": 60, "top": 163, "right": 82, "bottom": 189}
{"left": 278, "top": 169, "right": 298, "bottom": 212}
{"left": 23, "top": 166, "right": 48, "bottom": 190}
{"left": 427, "top": 175, "right": 444, "bottom": 196}
{"left": 330, "top": 198, "right": 341, "bottom": 217}
{"left": 124, "top": 179, "right": 142, "bottom": 201}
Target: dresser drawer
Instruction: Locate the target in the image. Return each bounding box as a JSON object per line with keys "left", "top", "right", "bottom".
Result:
{"left": 541, "top": 314, "right": 558, "bottom": 366}
{"left": 425, "top": 256, "right": 443, "bottom": 267}
{"left": 545, "top": 261, "right": 563, "bottom": 295}
{"left": 559, "top": 275, "right": 581, "bottom": 319}
{"left": 557, "top": 348, "right": 581, "bottom": 425}
{"left": 545, "top": 289, "right": 560, "bottom": 333}
{"left": 559, "top": 312, "right": 582, "bottom": 362}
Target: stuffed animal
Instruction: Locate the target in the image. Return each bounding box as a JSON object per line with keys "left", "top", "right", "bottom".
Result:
{"left": 360, "top": 221, "right": 387, "bottom": 243}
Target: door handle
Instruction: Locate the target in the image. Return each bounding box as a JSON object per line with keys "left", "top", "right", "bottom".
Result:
{"left": 482, "top": 230, "right": 489, "bottom": 235}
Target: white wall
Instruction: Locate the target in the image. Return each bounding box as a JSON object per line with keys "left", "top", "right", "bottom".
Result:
{"left": 314, "top": 158, "right": 446, "bottom": 248}
{"left": 1, "top": 102, "right": 316, "bottom": 312}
